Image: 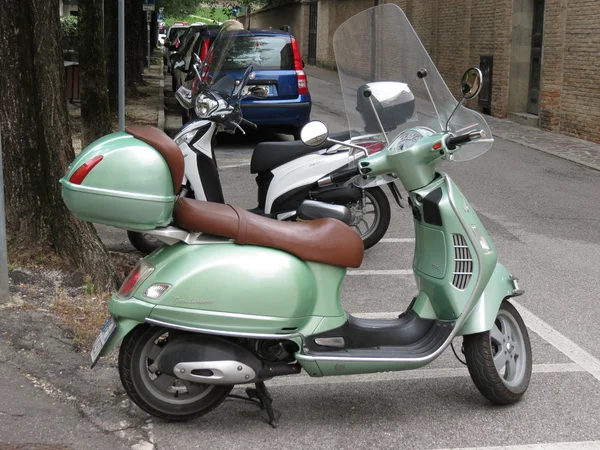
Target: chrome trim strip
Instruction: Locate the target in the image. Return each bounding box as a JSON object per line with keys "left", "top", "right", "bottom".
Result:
{"left": 302, "top": 174, "right": 484, "bottom": 364}
{"left": 145, "top": 318, "right": 306, "bottom": 344}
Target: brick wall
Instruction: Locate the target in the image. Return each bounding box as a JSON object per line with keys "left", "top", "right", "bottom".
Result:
{"left": 547, "top": 0, "right": 600, "bottom": 142}
{"left": 239, "top": 2, "right": 310, "bottom": 60}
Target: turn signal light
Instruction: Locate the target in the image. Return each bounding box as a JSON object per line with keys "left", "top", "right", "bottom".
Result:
{"left": 69, "top": 155, "right": 103, "bottom": 185}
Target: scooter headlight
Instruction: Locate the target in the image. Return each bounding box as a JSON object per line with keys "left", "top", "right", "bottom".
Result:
{"left": 195, "top": 93, "right": 218, "bottom": 119}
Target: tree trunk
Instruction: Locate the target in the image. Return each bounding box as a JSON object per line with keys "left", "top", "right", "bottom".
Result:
{"left": 104, "top": 0, "right": 119, "bottom": 113}
{"left": 125, "top": 0, "right": 144, "bottom": 91}
{"left": 79, "top": 0, "right": 113, "bottom": 147}
{"left": 151, "top": 12, "right": 159, "bottom": 50}
{"left": 0, "top": 0, "right": 118, "bottom": 293}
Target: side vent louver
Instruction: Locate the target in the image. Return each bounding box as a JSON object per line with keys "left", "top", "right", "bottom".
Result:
{"left": 452, "top": 234, "right": 473, "bottom": 290}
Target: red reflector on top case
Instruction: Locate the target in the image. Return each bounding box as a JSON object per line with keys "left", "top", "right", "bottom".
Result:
{"left": 433, "top": 142, "right": 442, "bottom": 150}
{"left": 69, "top": 155, "right": 103, "bottom": 185}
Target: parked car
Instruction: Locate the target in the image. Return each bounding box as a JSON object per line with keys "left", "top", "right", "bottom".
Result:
{"left": 187, "top": 28, "right": 312, "bottom": 139}
{"left": 162, "top": 22, "right": 189, "bottom": 71}
{"left": 171, "top": 23, "right": 219, "bottom": 93}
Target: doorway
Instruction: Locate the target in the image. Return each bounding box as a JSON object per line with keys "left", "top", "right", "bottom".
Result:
{"left": 308, "top": 1, "right": 318, "bottom": 65}
{"left": 527, "top": 0, "right": 545, "bottom": 115}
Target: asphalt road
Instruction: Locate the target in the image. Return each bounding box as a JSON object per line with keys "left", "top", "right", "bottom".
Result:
{"left": 93, "top": 72, "right": 600, "bottom": 449}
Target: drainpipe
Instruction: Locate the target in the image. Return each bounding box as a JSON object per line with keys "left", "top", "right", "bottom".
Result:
{"left": 245, "top": 5, "right": 252, "bottom": 30}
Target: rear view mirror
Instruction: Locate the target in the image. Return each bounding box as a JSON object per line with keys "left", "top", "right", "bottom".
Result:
{"left": 300, "top": 120, "right": 329, "bottom": 147}
{"left": 460, "top": 67, "right": 483, "bottom": 99}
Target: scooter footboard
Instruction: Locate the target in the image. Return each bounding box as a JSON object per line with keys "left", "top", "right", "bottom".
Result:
{"left": 458, "top": 262, "right": 521, "bottom": 335}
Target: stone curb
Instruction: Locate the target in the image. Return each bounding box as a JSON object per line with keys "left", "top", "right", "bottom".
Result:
{"left": 304, "top": 65, "right": 600, "bottom": 172}
{"left": 158, "top": 56, "right": 165, "bottom": 132}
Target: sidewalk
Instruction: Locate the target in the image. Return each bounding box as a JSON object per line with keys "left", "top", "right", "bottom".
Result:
{"left": 305, "top": 65, "right": 600, "bottom": 172}
{"left": 0, "top": 341, "right": 129, "bottom": 450}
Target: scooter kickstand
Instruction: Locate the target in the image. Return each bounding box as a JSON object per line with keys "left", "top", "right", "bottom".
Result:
{"left": 245, "top": 382, "right": 280, "bottom": 428}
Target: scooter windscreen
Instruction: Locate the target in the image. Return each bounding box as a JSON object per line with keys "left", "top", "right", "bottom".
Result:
{"left": 334, "top": 4, "right": 493, "bottom": 162}
{"left": 199, "top": 20, "right": 247, "bottom": 100}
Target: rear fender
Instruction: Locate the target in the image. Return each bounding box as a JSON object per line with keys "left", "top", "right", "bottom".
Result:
{"left": 265, "top": 151, "right": 350, "bottom": 214}
{"left": 99, "top": 318, "right": 143, "bottom": 357}
{"left": 458, "top": 263, "right": 521, "bottom": 335}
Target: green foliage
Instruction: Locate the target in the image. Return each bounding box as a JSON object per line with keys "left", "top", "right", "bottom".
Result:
{"left": 60, "top": 15, "right": 78, "bottom": 38}
{"left": 157, "top": 0, "right": 200, "bottom": 17}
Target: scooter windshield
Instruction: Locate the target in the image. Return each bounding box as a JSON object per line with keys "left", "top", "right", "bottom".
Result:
{"left": 200, "top": 21, "right": 248, "bottom": 99}
{"left": 334, "top": 4, "right": 493, "bottom": 162}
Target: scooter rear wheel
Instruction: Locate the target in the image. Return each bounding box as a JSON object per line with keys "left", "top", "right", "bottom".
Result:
{"left": 463, "top": 300, "right": 532, "bottom": 404}
{"left": 119, "top": 325, "right": 232, "bottom": 421}
{"left": 127, "top": 230, "right": 162, "bottom": 255}
{"left": 349, "top": 186, "right": 391, "bottom": 249}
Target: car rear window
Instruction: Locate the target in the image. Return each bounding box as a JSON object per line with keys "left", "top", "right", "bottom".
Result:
{"left": 168, "top": 28, "right": 188, "bottom": 41}
{"left": 220, "top": 35, "right": 294, "bottom": 71}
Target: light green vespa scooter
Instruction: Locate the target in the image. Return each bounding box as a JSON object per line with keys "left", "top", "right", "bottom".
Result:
{"left": 60, "top": 4, "right": 531, "bottom": 427}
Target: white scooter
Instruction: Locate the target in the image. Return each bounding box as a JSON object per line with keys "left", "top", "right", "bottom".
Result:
{"left": 128, "top": 57, "right": 410, "bottom": 254}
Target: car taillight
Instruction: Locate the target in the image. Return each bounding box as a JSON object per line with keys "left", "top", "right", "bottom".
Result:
{"left": 291, "top": 37, "right": 308, "bottom": 95}
{"left": 200, "top": 39, "right": 210, "bottom": 61}
{"left": 361, "top": 141, "right": 386, "bottom": 154}
{"left": 117, "top": 260, "right": 154, "bottom": 300}
{"left": 68, "top": 155, "right": 103, "bottom": 185}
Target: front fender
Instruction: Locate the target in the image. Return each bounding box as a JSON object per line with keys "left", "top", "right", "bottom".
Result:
{"left": 458, "top": 263, "right": 520, "bottom": 335}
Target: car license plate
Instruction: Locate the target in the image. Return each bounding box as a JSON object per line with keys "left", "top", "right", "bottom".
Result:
{"left": 243, "top": 85, "right": 276, "bottom": 97}
{"left": 90, "top": 316, "right": 117, "bottom": 367}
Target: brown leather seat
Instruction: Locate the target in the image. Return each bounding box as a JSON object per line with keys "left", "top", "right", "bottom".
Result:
{"left": 173, "top": 198, "right": 364, "bottom": 268}
{"left": 126, "top": 126, "right": 184, "bottom": 194}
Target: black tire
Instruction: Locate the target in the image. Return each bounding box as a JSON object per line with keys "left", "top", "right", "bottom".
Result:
{"left": 171, "top": 73, "right": 177, "bottom": 92}
{"left": 463, "top": 300, "right": 532, "bottom": 405}
{"left": 351, "top": 186, "right": 391, "bottom": 249}
{"left": 292, "top": 128, "right": 302, "bottom": 141}
{"left": 127, "top": 230, "right": 162, "bottom": 255}
{"left": 119, "top": 325, "right": 232, "bottom": 422}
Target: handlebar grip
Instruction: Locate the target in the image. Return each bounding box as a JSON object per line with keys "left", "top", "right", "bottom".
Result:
{"left": 446, "top": 130, "right": 485, "bottom": 150}
{"left": 330, "top": 168, "right": 360, "bottom": 183}
{"left": 241, "top": 118, "right": 257, "bottom": 129}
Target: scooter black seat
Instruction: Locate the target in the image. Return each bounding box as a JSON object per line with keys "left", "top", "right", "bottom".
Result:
{"left": 173, "top": 197, "right": 364, "bottom": 268}
{"left": 250, "top": 130, "right": 353, "bottom": 174}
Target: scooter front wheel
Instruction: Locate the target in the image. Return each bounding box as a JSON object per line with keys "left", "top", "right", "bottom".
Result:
{"left": 463, "top": 300, "right": 532, "bottom": 405}
{"left": 119, "top": 325, "right": 232, "bottom": 421}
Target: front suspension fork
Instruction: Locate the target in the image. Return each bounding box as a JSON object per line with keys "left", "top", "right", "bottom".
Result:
{"left": 388, "top": 182, "right": 404, "bottom": 208}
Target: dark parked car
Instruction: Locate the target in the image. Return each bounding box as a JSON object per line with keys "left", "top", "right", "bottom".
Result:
{"left": 162, "top": 22, "right": 189, "bottom": 71}
{"left": 171, "top": 23, "right": 219, "bottom": 93}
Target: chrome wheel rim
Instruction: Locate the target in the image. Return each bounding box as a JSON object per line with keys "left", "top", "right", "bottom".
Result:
{"left": 489, "top": 311, "right": 528, "bottom": 388}
{"left": 138, "top": 329, "right": 214, "bottom": 405}
{"left": 349, "top": 190, "right": 380, "bottom": 241}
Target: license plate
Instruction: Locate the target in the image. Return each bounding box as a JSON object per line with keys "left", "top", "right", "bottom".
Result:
{"left": 90, "top": 316, "right": 117, "bottom": 367}
{"left": 243, "top": 85, "right": 276, "bottom": 97}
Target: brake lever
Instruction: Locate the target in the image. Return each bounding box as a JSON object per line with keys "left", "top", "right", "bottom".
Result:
{"left": 233, "top": 123, "right": 246, "bottom": 135}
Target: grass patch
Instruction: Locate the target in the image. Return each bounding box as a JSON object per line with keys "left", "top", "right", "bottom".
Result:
{"left": 51, "top": 292, "right": 111, "bottom": 351}
{"left": 164, "top": 5, "right": 234, "bottom": 26}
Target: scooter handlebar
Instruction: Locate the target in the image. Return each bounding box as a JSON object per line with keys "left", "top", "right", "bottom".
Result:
{"left": 446, "top": 130, "right": 485, "bottom": 150}
{"left": 241, "top": 118, "right": 257, "bottom": 129}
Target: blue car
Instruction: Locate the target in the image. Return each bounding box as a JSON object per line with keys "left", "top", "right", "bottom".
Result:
{"left": 199, "top": 28, "right": 312, "bottom": 139}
